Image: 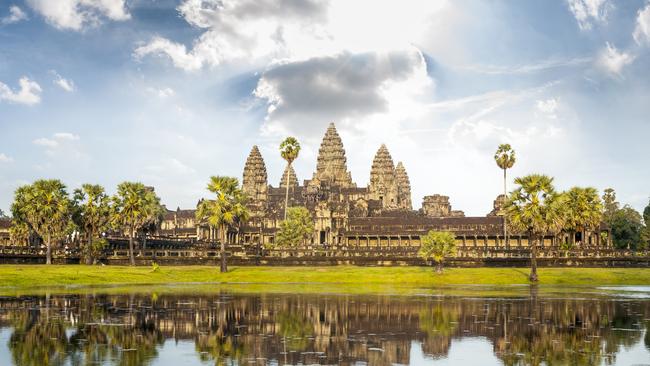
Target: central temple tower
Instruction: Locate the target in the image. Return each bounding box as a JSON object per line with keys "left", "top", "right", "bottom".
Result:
{"left": 310, "top": 123, "right": 355, "bottom": 188}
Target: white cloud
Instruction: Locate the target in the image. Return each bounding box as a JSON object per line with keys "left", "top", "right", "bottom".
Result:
{"left": 25, "top": 0, "right": 130, "bottom": 31}
{"left": 0, "top": 77, "right": 42, "bottom": 105}
{"left": 146, "top": 86, "right": 175, "bottom": 98}
{"left": 634, "top": 3, "right": 650, "bottom": 45}
{"left": 33, "top": 132, "right": 80, "bottom": 150}
{"left": 457, "top": 57, "right": 592, "bottom": 75}
{"left": 135, "top": 0, "right": 447, "bottom": 71}
{"left": 0, "top": 153, "right": 14, "bottom": 163}
{"left": 53, "top": 132, "right": 80, "bottom": 141}
{"left": 567, "top": 0, "right": 612, "bottom": 30}
{"left": 32, "top": 137, "right": 59, "bottom": 148}
{"left": 597, "top": 42, "right": 635, "bottom": 77}
{"left": 536, "top": 98, "right": 558, "bottom": 116}
{"left": 1, "top": 5, "right": 28, "bottom": 25}
{"left": 51, "top": 71, "right": 75, "bottom": 92}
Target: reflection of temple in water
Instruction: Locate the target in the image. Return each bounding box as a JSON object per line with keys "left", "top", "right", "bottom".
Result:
{"left": 0, "top": 292, "right": 648, "bottom": 365}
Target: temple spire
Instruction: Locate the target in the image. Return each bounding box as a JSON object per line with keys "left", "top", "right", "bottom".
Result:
{"left": 280, "top": 164, "right": 298, "bottom": 188}
{"left": 369, "top": 144, "right": 398, "bottom": 209}
{"left": 242, "top": 145, "right": 268, "bottom": 201}
{"left": 395, "top": 161, "right": 412, "bottom": 210}
{"left": 311, "top": 123, "right": 354, "bottom": 187}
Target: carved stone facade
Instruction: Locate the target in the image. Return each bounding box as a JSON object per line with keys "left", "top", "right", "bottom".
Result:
{"left": 157, "top": 123, "right": 607, "bottom": 249}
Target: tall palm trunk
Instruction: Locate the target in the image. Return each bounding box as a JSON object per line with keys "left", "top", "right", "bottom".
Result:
{"left": 529, "top": 234, "right": 539, "bottom": 282}
{"left": 128, "top": 228, "right": 135, "bottom": 266}
{"left": 284, "top": 163, "right": 291, "bottom": 220}
{"left": 86, "top": 233, "right": 93, "bottom": 265}
{"left": 46, "top": 234, "right": 52, "bottom": 265}
{"left": 220, "top": 224, "right": 227, "bottom": 273}
{"left": 503, "top": 168, "right": 508, "bottom": 247}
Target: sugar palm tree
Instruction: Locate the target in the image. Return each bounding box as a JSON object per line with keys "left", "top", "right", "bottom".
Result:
{"left": 505, "top": 174, "right": 566, "bottom": 282}
{"left": 563, "top": 187, "right": 603, "bottom": 248}
{"left": 494, "top": 144, "right": 516, "bottom": 245}
{"left": 196, "top": 176, "right": 249, "bottom": 272}
{"left": 72, "top": 184, "right": 112, "bottom": 264}
{"left": 279, "top": 137, "right": 300, "bottom": 220}
{"left": 111, "top": 182, "right": 162, "bottom": 266}
{"left": 10, "top": 179, "right": 72, "bottom": 264}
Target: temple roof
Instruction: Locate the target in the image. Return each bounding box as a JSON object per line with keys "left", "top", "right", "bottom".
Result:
{"left": 369, "top": 144, "right": 396, "bottom": 186}
{"left": 242, "top": 145, "right": 268, "bottom": 196}
{"left": 279, "top": 164, "right": 298, "bottom": 188}
{"left": 312, "top": 123, "right": 354, "bottom": 187}
{"left": 396, "top": 161, "right": 412, "bottom": 210}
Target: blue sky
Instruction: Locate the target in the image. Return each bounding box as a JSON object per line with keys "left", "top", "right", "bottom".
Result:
{"left": 0, "top": 0, "right": 649, "bottom": 216}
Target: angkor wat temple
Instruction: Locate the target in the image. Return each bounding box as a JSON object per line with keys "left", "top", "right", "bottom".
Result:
{"left": 159, "top": 123, "right": 609, "bottom": 251}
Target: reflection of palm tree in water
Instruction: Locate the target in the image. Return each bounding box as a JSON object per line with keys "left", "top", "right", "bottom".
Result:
{"left": 9, "top": 314, "right": 69, "bottom": 366}
{"left": 419, "top": 303, "right": 459, "bottom": 358}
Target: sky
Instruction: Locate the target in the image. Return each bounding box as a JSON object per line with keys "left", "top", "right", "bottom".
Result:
{"left": 0, "top": 0, "right": 649, "bottom": 216}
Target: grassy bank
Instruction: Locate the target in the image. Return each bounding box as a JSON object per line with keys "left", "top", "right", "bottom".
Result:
{"left": 0, "top": 265, "right": 649, "bottom": 291}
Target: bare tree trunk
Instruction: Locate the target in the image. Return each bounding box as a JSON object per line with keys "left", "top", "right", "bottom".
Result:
{"left": 529, "top": 235, "right": 539, "bottom": 282}
{"left": 220, "top": 225, "right": 227, "bottom": 273}
{"left": 503, "top": 168, "right": 508, "bottom": 247}
{"left": 436, "top": 261, "right": 443, "bottom": 274}
{"left": 129, "top": 229, "right": 135, "bottom": 266}
{"left": 46, "top": 234, "right": 52, "bottom": 265}
{"left": 284, "top": 163, "right": 291, "bottom": 220}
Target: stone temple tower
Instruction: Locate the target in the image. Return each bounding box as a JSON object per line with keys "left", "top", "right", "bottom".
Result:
{"left": 242, "top": 145, "right": 268, "bottom": 201}
{"left": 311, "top": 123, "right": 354, "bottom": 187}
{"left": 279, "top": 164, "right": 298, "bottom": 188}
{"left": 368, "top": 144, "right": 399, "bottom": 209}
{"left": 395, "top": 161, "right": 412, "bottom": 210}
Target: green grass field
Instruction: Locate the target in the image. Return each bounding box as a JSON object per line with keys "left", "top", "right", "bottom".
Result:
{"left": 0, "top": 265, "right": 649, "bottom": 292}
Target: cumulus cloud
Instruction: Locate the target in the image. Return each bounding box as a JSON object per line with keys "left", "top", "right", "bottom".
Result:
{"left": 25, "top": 0, "right": 130, "bottom": 31}
{"left": 135, "top": 0, "right": 329, "bottom": 71}
{"left": 567, "top": 0, "right": 612, "bottom": 30}
{"left": 254, "top": 47, "right": 431, "bottom": 135}
{"left": 0, "top": 77, "right": 42, "bottom": 105}
{"left": 0, "top": 153, "right": 14, "bottom": 163}
{"left": 1, "top": 5, "right": 28, "bottom": 25}
{"left": 634, "top": 3, "right": 650, "bottom": 45}
{"left": 597, "top": 42, "right": 635, "bottom": 77}
{"left": 50, "top": 70, "right": 75, "bottom": 92}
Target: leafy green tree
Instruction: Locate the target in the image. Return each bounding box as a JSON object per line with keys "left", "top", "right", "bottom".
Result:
{"left": 274, "top": 207, "right": 314, "bottom": 248}
{"left": 10, "top": 179, "right": 72, "bottom": 264}
{"left": 196, "top": 176, "right": 249, "bottom": 272}
{"left": 602, "top": 188, "right": 619, "bottom": 225}
{"left": 494, "top": 144, "right": 516, "bottom": 244}
{"left": 279, "top": 137, "right": 300, "bottom": 220}
{"left": 111, "top": 182, "right": 163, "bottom": 266}
{"left": 641, "top": 201, "right": 650, "bottom": 250}
{"left": 9, "top": 221, "right": 30, "bottom": 246}
{"left": 505, "top": 174, "right": 566, "bottom": 282}
{"left": 72, "top": 184, "right": 112, "bottom": 264}
{"left": 562, "top": 187, "right": 603, "bottom": 247}
{"left": 418, "top": 231, "right": 456, "bottom": 273}
{"left": 610, "top": 205, "right": 643, "bottom": 250}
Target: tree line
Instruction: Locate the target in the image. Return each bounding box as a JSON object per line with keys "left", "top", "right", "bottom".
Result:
{"left": 9, "top": 180, "right": 165, "bottom": 265}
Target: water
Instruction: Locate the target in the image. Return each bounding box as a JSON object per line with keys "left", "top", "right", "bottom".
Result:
{"left": 0, "top": 286, "right": 649, "bottom": 365}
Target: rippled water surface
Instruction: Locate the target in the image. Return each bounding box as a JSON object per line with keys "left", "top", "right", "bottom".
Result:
{"left": 0, "top": 286, "right": 649, "bottom": 365}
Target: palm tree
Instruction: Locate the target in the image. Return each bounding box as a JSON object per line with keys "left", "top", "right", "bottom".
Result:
{"left": 504, "top": 174, "right": 566, "bottom": 282}
{"left": 494, "top": 144, "right": 516, "bottom": 245}
{"left": 10, "top": 179, "right": 72, "bottom": 264}
{"left": 196, "top": 176, "right": 249, "bottom": 272}
{"left": 72, "top": 184, "right": 111, "bottom": 264}
{"left": 563, "top": 187, "right": 603, "bottom": 248}
{"left": 111, "top": 182, "right": 162, "bottom": 266}
{"left": 279, "top": 137, "right": 300, "bottom": 220}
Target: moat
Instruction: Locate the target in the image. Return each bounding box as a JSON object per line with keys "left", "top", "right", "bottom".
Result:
{"left": 0, "top": 286, "right": 649, "bottom": 365}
